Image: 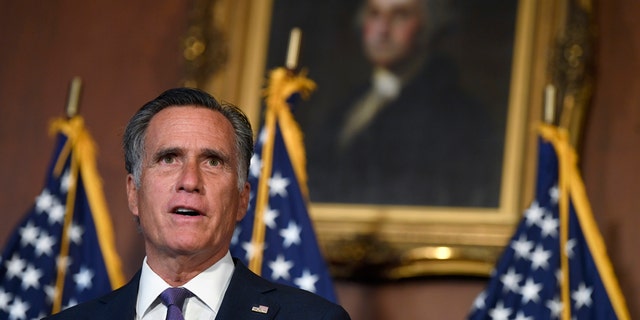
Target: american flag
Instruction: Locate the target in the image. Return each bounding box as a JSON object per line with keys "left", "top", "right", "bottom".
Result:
{"left": 0, "top": 117, "right": 125, "bottom": 319}
{"left": 230, "top": 68, "right": 338, "bottom": 302}
{"left": 468, "top": 124, "right": 630, "bottom": 320}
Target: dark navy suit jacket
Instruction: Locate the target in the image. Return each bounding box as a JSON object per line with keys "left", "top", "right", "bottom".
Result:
{"left": 45, "top": 259, "right": 350, "bottom": 320}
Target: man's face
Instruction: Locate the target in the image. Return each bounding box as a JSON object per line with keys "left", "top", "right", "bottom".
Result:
{"left": 362, "top": 0, "right": 425, "bottom": 69}
{"left": 126, "top": 106, "right": 249, "bottom": 264}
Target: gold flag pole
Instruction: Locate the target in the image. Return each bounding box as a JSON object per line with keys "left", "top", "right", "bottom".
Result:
{"left": 66, "top": 76, "right": 83, "bottom": 118}
{"left": 544, "top": 84, "right": 556, "bottom": 125}
{"left": 285, "top": 27, "right": 301, "bottom": 71}
{"left": 248, "top": 27, "right": 312, "bottom": 274}
{"left": 52, "top": 75, "right": 84, "bottom": 312}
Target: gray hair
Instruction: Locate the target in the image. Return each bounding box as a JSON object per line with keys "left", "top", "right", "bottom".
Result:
{"left": 356, "top": 0, "right": 454, "bottom": 49}
{"left": 122, "top": 87, "right": 254, "bottom": 190}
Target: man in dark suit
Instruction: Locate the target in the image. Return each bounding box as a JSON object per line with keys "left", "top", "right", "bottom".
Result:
{"left": 46, "top": 88, "right": 350, "bottom": 319}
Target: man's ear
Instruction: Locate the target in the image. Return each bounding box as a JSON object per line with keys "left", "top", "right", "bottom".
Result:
{"left": 126, "top": 174, "right": 139, "bottom": 217}
{"left": 236, "top": 182, "right": 250, "bottom": 222}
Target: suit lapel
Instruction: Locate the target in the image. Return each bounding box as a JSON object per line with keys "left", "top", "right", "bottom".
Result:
{"left": 216, "top": 260, "right": 281, "bottom": 320}
{"left": 95, "top": 270, "right": 140, "bottom": 319}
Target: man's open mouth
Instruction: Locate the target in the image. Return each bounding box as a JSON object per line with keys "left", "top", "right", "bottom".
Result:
{"left": 173, "top": 208, "right": 201, "bottom": 216}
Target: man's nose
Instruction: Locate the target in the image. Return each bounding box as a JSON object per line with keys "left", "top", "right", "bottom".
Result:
{"left": 371, "top": 15, "right": 392, "bottom": 36}
{"left": 176, "top": 160, "right": 202, "bottom": 193}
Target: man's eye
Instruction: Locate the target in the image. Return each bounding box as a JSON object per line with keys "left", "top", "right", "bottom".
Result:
{"left": 161, "top": 156, "right": 175, "bottom": 164}
{"left": 392, "top": 10, "right": 412, "bottom": 23}
{"left": 208, "top": 158, "right": 221, "bottom": 167}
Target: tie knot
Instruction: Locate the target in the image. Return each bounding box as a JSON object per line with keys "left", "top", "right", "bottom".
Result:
{"left": 160, "top": 287, "right": 191, "bottom": 309}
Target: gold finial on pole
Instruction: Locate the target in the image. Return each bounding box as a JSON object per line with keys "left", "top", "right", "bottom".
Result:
{"left": 66, "top": 76, "right": 83, "bottom": 118}
{"left": 285, "top": 27, "right": 302, "bottom": 70}
{"left": 544, "top": 84, "right": 556, "bottom": 124}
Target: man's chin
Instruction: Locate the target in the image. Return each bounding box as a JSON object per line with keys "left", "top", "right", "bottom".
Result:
{"left": 367, "top": 54, "right": 401, "bottom": 69}
{"left": 163, "top": 238, "right": 208, "bottom": 255}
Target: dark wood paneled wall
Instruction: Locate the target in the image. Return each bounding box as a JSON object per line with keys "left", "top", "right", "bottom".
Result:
{"left": 0, "top": 1, "right": 638, "bottom": 319}
{"left": 0, "top": 0, "right": 192, "bottom": 278}
{"left": 581, "top": 0, "right": 640, "bottom": 317}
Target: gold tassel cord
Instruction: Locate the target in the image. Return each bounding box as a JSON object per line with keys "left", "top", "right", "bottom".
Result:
{"left": 264, "top": 68, "right": 316, "bottom": 199}
{"left": 539, "top": 124, "right": 630, "bottom": 320}
{"left": 247, "top": 67, "right": 316, "bottom": 274}
{"left": 248, "top": 102, "right": 276, "bottom": 274}
{"left": 556, "top": 127, "right": 571, "bottom": 320}
{"left": 49, "top": 117, "right": 126, "bottom": 312}
{"left": 51, "top": 134, "right": 79, "bottom": 314}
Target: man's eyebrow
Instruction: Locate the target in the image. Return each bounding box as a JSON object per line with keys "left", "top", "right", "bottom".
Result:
{"left": 151, "top": 147, "right": 232, "bottom": 164}
{"left": 201, "top": 148, "right": 232, "bottom": 164}
{"left": 153, "top": 147, "right": 183, "bottom": 160}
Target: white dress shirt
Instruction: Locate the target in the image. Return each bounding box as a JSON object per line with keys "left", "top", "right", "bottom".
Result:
{"left": 135, "top": 252, "right": 235, "bottom": 320}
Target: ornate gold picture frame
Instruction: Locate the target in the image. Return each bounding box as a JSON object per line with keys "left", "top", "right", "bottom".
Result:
{"left": 185, "top": 0, "right": 586, "bottom": 279}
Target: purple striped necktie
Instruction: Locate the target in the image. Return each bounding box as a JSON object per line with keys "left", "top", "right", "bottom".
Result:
{"left": 159, "top": 287, "right": 192, "bottom": 320}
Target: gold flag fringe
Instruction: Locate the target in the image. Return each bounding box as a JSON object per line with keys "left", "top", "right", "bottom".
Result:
{"left": 248, "top": 68, "right": 316, "bottom": 274}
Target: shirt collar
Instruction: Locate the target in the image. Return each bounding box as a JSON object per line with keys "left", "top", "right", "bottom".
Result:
{"left": 372, "top": 68, "right": 401, "bottom": 99}
{"left": 136, "top": 252, "right": 235, "bottom": 318}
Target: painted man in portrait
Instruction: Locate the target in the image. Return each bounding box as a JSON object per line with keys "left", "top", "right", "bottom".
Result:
{"left": 306, "top": 0, "right": 504, "bottom": 207}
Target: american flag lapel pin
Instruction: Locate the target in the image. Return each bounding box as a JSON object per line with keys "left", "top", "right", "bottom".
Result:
{"left": 251, "top": 305, "right": 269, "bottom": 314}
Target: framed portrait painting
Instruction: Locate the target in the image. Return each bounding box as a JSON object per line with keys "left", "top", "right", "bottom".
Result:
{"left": 187, "top": 0, "right": 577, "bottom": 279}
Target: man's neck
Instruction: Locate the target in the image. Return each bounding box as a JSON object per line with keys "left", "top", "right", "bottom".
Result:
{"left": 384, "top": 50, "right": 429, "bottom": 84}
{"left": 145, "top": 250, "right": 226, "bottom": 286}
